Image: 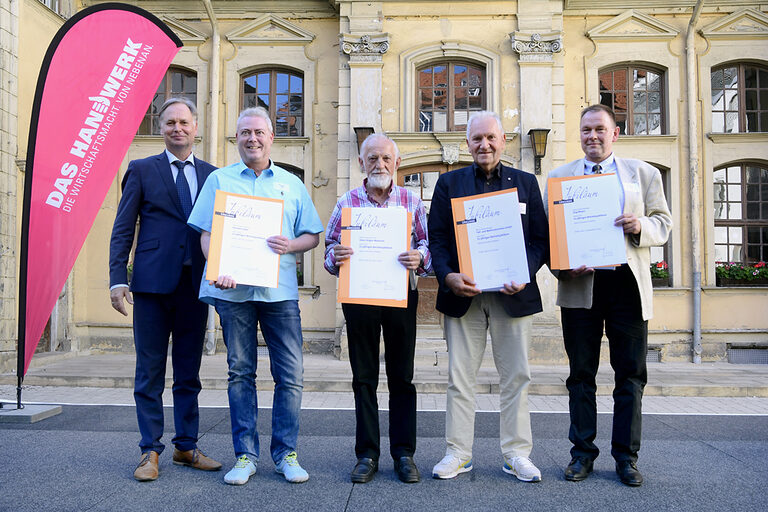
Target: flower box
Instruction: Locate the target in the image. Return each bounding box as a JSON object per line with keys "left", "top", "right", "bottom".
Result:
{"left": 716, "top": 277, "right": 768, "bottom": 287}
{"left": 652, "top": 277, "right": 669, "bottom": 287}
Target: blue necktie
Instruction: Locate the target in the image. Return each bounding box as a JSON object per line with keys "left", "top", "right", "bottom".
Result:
{"left": 172, "top": 160, "right": 193, "bottom": 218}
{"left": 172, "top": 160, "right": 194, "bottom": 265}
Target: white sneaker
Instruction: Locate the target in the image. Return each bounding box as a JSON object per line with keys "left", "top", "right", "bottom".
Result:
{"left": 432, "top": 454, "right": 473, "bottom": 479}
{"left": 275, "top": 451, "right": 309, "bottom": 483}
{"left": 503, "top": 456, "right": 542, "bottom": 482}
{"left": 224, "top": 455, "right": 256, "bottom": 485}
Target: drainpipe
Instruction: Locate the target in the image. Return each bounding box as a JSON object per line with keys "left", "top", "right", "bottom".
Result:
{"left": 202, "top": 0, "right": 220, "bottom": 355}
{"left": 687, "top": 0, "right": 705, "bottom": 363}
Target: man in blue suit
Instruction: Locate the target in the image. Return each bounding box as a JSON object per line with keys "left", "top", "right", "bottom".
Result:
{"left": 109, "top": 97, "right": 221, "bottom": 481}
{"left": 428, "top": 111, "right": 548, "bottom": 483}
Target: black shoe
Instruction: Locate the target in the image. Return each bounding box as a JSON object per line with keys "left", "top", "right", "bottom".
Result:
{"left": 616, "top": 460, "right": 643, "bottom": 487}
{"left": 564, "top": 456, "right": 593, "bottom": 482}
{"left": 394, "top": 456, "right": 420, "bottom": 483}
{"left": 351, "top": 457, "right": 378, "bottom": 483}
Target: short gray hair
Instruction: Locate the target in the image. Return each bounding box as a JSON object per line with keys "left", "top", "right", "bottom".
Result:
{"left": 466, "top": 110, "right": 503, "bottom": 139}
{"left": 237, "top": 107, "right": 273, "bottom": 134}
{"left": 359, "top": 133, "right": 400, "bottom": 160}
{"left": 158, "top": 97, "right": 198, "bottom": 121}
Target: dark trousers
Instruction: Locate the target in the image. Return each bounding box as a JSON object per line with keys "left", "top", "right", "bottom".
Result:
{"left": 132, "top": 266, "right": 208, "bottom": 454}
{"left": 561, "top": 265, "right": 647, "bottom": 463}
{"left": 342, "top": 288, "right": 418, "bottom": 461}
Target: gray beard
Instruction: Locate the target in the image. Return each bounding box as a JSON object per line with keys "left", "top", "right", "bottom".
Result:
{"left": 367, "top": 173, "right": 392, "bottom": 190}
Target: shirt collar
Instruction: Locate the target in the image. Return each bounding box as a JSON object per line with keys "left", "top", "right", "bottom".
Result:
{"left": 166, "top": 149, "right": 195, "bottom": 167}
{"left": 239, "top": 159, "right": 275, "bottom": 177}
{"left": 583, "top": 153, "right": 616, "bottom": 174}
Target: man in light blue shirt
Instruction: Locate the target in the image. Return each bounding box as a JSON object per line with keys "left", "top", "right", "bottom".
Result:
{"left": 188, "top": 107, "right": 323, "bottom": 486}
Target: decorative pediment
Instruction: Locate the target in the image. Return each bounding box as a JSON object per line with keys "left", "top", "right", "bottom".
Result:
{"left": 700, "top": 8, "right": 768, "bottom": 40}
{"left": 162, "top": 17, "right": 208, "bottom": 43}
{"left": 587, "top": 10, "right": 679, "bottom": 41}
{"left": 225, "top": 14, "right": 315, "bottom": 44}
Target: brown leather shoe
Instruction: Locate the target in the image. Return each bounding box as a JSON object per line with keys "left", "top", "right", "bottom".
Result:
{"left": 172, "top": 448, "right": 223, "bottom": 471}
{"left": 134, "top": 451, "right": 159, "bottom": 481}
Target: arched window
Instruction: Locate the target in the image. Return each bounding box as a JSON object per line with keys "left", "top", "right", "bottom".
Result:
{"left": 417, "top": 61, "right": 485, "bottom": 132}
{"left": 711, "top": 63, "right": 768, "bottom": 133}
{"left": 137, "top": 67, "right": 197, "bottom": 135}
{"left": 242, "top": 69, "right": 304, "bottom": 137}
{"left": 599, "top": 65, "right": 666, "bottom": 135}
{"left": 714, "top": 162, "right": 768, "bottom": 262}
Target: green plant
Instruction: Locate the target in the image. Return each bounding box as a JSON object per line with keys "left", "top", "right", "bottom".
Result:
{"left": 715, "top": 261, "right": 768, "bottom": 281}
{"left": 650, "top": 261, "right": 669, "bottom": 279}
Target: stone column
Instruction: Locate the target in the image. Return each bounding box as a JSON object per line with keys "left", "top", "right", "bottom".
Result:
{"left": 0, "top": 0, "right": 18, "bottom": 372}
{"left": 512, "top": 6, "right": 566, "bottom": 359}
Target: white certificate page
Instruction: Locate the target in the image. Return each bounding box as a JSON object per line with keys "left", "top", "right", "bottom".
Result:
{"left": 463, "top": 191, "right": 529, "bottom": 291}
{"left": 217, "top": 195, "right": 282, "bottom": 288}
{"left": 347, "top": 207, "right": 408, "bottom": 301}
{"left": 561, "top": 174, "right": 626, "bottom": 268}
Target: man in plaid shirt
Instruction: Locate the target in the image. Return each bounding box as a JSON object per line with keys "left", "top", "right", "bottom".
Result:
{"left": 324, "top": 134, "right": 431, "bottom": 484}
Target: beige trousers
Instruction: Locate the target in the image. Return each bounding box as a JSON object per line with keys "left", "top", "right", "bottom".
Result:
{"left": 444, "top": 293, "right": 533, "bottom": 460}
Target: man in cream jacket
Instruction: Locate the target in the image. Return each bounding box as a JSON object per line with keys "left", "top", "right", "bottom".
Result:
{"left": 544, "top": 104, "right": 672, "bottom": 487}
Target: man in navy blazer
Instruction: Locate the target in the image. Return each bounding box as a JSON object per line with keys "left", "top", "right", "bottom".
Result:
{"left": 428, "top": 111, "right": 548, "bottom": 483}
{"left": 109, "top": 98, "right": 221, "bottom": 481}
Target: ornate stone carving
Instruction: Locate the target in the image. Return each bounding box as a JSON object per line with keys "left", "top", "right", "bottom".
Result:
{"left": 441, "top": 144, "right": 460, "bottom": 165}
{"left": 341, "top": 33, "right": 390, "bottom": 57}
{"left": 510, "top": 32, "right": 562, "bottom": 63}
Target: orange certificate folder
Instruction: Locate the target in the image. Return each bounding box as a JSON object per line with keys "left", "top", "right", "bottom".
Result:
{"left": 206, "top": 190, "right": 284, "bottom": 288}
{"left": 450, "top": 188, "right": 530, "bottom": 291}
{"left": 547, "top": 173, "right": 626, "bottom": 270}
{"left": 338, "top": 207, "right": 412, "bottom": 308}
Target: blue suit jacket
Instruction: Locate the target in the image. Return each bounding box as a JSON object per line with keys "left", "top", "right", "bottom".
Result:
{"left": 109, "top": 152, "right": 215, "bottom": 294}
{"left": 427, "top": 164, "right": 549, "bottom": 318}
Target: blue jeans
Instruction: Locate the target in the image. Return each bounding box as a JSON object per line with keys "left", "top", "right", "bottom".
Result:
{"left": 215, "top": 299, "right": 304, "bottom": 464}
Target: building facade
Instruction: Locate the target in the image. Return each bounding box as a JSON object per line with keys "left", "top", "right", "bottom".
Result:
{"left": 2, "top": 0, "right": 767, "bottom": 372}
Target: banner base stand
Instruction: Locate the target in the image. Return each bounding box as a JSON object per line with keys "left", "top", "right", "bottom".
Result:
{"left": 0, "top": 403, "right": 62, "bottom": 424}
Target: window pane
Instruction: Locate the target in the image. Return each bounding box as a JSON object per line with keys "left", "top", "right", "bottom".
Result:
{"left": 712, "top": 88, "right": 724, "bottom": 110}
{"left": 745, "top": 66, "right": 758, "bottom": 88}
{"left": 714, "top": 245, "right": 728, "bottom": 261}
{"left": 258, "top": 94, "right": 269, "bottom": 110}
{"left": 711, "top": 68, "right": 723, "bottom": 91}
{"left": 419, "top": 111, "right": 432, "bottom": 132}
{"left": 723, "top": 67, "right": 738, "bottom": 88}
{"left": 725, "top": 89, "right": 739, "bottom": 110}
{"left": 433, "top": 111, "right": 447, "bottom": 132}
{"left": 633, "top": 114, "right": 648, "bottom": 135}
{"left": 434, "top": 91, "right": 447, "bottom": 110}
{"left": 454, "top": 65, "right": 467, "bottom": 86}
{"left": 634, "top": 92, "right": 647, "bottom": 112}
{"left": 746, "top": 90, "right": 758, "bottom": 110}
{"left": 257, "top": 73, "right": 270, "bottom": 94}
{"left": 434, "top": 65, "right": 447, "bottom": 87}
{"left": 729, "top": 202, "right": 742, "bottom": 218}
{"left": 714, "top": 201, "right": 727, "bottom": 219}
{"left": 275, "top": 116, "right": 288, "bottom": 136}
{"left": 633, "top": 69, "right": 646, "bottom": 90}
{"left": 290, "top": 75, "right": 302, "bottom": 94}
{"left": 649, "top": 92, "right": 661, "bottom": 113}
{"left": 730, "top": 226, "right": 742, "bottom": 243}
{"left": 747, "top": 184, "right": 759, "bottom": 201}
{"left": 615, "top": 114, "right": 627, "bottom": 135}
{"left": 600, "top": 91, "right": 614, "bottom": 108}
{"left": 760, "top": 69, "right": 768, "bottom": 87}
{"left": 729, "top": 244, "right": 742, "bottom": 260}
{"left": 727, "top": 184, "right": 741, "bottom": 200}
{"left": 276, "top": 73, "right": 289, "bottom": 94}
{"left": 420, "top": 89, "right": 432, "bottom": 110}
{"left": 275, "top": 94, "right": 289, "bottom": 116}
{"left": 403, "top": 173, "right": 420, "bottom": 189}
{"left": 746, "top": 113, "right": 758, "bottom": 132}
{"left": 614, "top": 92, "right": 627, "bottom": 114}
{"left": 599, "top": 71, "right": 612, "bottom": 92}
{"left": 714, "top": 226, "right": 728, "bottom": 243}
{"left": 712, "top": 113, "right": 724, "bottom": 132}
{"left": 455, "top": 93, "right": 467, "bottom": 110}
{"left": 647, "top": 71, "right": 661, "bottom": 91}
{"left": 614, "top": 70, "right": 626, "bottom": 90}
{"left": 290, "top": 116, "right": 302, "bottom": 136}
{"left": 649, "top": 114, "right": 662, "bottom": 134}
{"left": 725, "top": 111, "right": 738, "bottom": 133}
{"left": 243, "top": 76, "right": 257, "bottom": 94}
{"left": 468, "top": 94, "right": 482, "bottom": 109}
{"left": 419, "top": 68, "right": 432, "bottom": 86}
{"left": 762, "top": 112, "right": 768, "bottom": 132}
{"left": 727, "top": 166, "right": 741, "bottom": 183}
{"left": 422, "top": 172, "right": 440, "bottom": 200}
{"left": 243, "top": 95, "right": 258, "bottom": 108}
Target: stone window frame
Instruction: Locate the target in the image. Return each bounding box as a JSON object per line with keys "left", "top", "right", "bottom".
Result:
{"left": 710, "top": 62, "right": 768, "bottom": 134}
{"left": 400, "top": 42, "right": 500, "bottom": 132}
{"left": 598, "top": 63, "right": 668, "bottom": 136}
{"left": 241, "top": 67, "right": 305, "bottom": 137}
